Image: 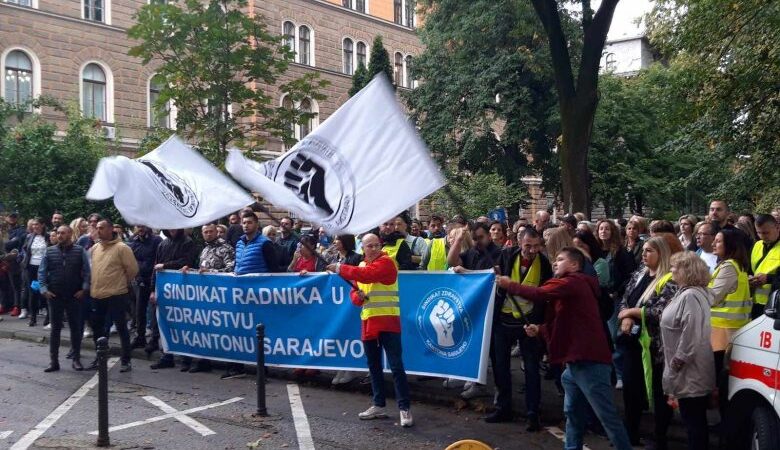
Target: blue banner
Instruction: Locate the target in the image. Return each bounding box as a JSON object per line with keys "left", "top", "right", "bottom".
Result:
{"left": 156, "top": 270, "right": 495, "bottom": 382}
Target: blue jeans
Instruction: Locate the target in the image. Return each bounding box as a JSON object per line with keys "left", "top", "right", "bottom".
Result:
{"left": 562, "top": 361, "right": 632, "bottom": 450}
{"left": 364, "top": 332, "right": 410, "bottom": 411}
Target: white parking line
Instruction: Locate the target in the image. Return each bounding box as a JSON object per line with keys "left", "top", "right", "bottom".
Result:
{"left": 546, "top": 426, "right": 592, "bottom": 450}
{"left": 0, "top": 431, "right": 13, "bottom": 439}
{"left": 143, "top": 396, "right": 216, "bottom": 436}
{"left": 88, "top": 397, "right": 243, "bottom": 435}
{"left": 287, "top": 384, "right": 315, "bottom": 450}
{"left": 10, "top": 357, "right": 119, "bottom": 450}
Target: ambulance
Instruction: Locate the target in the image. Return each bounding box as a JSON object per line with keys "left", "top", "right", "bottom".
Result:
{"left": 727, "top": 288, "right": 780, "bottom": 450}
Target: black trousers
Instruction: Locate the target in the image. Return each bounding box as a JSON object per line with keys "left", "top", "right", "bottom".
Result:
{"left": 92, "top": 294, "right": 132, "bottom": 364}
{"left": 621, "top": 338, "right": 647, "bottom": 443}
{"left": 490, "top": 319, "right": 543, "bottom": 415}
{"left": 678, "top": 396, "right": 710, "bottom": 450}
{"left": 133, "top": 281, "right": 151, "bottom": 341}
{"left": 49, "top": 294, "right": 83, "bottom": 360}
{"left": 25, "top": 265, "right": 42, "bottom": 316}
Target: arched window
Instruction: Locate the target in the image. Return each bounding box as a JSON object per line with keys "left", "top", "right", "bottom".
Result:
{"left": 343, "top": 38, "right": 354, "bottom": 75}
{"left": 394, "top": 52, "right": 403, "bottom": 85}
{"left": 283, "top": 21, "right": 296, "bottom": 53}
{"left": 299, "top": 98, "right": 312, "bottom": 139}
{"left": 282, "top": 95, "right": 295, "bottom": 136}
{"left": 298, "top": 25, "right": 311, "bottom": 66}
{"left": 4, "top": 50, "right": 33, "bottom": 106}
{"left": 605, "top": 53, "right": 617, "bottom": 72}
{"left": 404, "top": 55, "right": 413, "bottom": 88}
{"left": 148, "top": 75, "right": 171, "bottom": 128}
{"left": 82, "top": 63, "right": 107, "bottom": 121}
{"left": 356, "top": 41, "right": 367, "bottom": 68}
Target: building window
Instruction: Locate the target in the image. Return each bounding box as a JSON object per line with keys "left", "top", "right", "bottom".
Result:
{"left": 280, "top": 95, "right": 318, "bottom": 142}
{"left": 298, "top": 25, "right": 311, "bottom": 66}
{"left": 342, "top": 0, "right": 366, "bottom": 12}
{"left": 3, "top": 50, "right": 33, "bottom": 107}
{"left": 393, "top": 0, "right": 414, "bottom": 27}
{"left": 343, "top": 38, "right": 354, "bottom": 75}
{"left": 394, "top": 0, "right": 402, "bottom": 24}
{"left": 605, "top": 52, "right": 617, "bottom": 72}
{"left": 299, "top": 98, "right": 312, "bottom": 139}
{"left": 394, "top": 52, "right": 403, "bottom": 85}
{"left": 283, "top": 21, "right": 295, "bottom": 53}
{"left": 148, "top": 75, "right": 171, "bottom": 129}
{"left": 282, "top": 95, "right": 295, "bottom": 137}
{"left": 341, "top": 0, "right": 349, "bottom": 6}
{"left": 82, "top": 63, "right": 107, "bottom": 121}
{"left": 356, "top": 41, "right": 367, "bottom": 68}
{"left": 5, "top": 0, "right": 33, "bottom": 7}
{"left": 84, "top": 0, "right": 104, "bottom": 22}
{"left": 404, "top": 55, "right": 413, "bottom": 88}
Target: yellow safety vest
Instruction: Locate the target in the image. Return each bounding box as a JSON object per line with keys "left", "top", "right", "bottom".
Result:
{"left": 426, "top": 238, "right": 447, "bottom": 271}
{"left": 382, "top": 239, "right": 404, "bottom": 268}
{"left": 502, "top": 255, "right": 542, "bottom": 318}
{"left": 751, "top": 240, "right": 780, "bottom": 305}
{"left": 654, "top": 272, "right": 674, "bottom": 296}
{"left": 709, "top": 259, "right": 752, "bottom": 329}
{"left": 356, "top": 259, "right": 400, "bottom": 320}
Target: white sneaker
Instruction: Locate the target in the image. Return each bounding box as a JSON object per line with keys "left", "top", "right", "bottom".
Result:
{"left": 615, "top": 379, "right": 624, "bottom": 390}
{"left": 510, "top": 344, "right": 521, "bottom": 357}
{"left": 331, "top": 371, "right": 345, "bottom": 385}
{"left": 358, "top": 405, "right": 387, "bottom": 420}
{"left": 461, "top": 383, "right": 488, "bottom": 400}
{"left": 400, "top": 409, "right": 414, "bottom": 427}
{"left": 43, "top": 323, "right": 51, "bottom": 330}
{"left": 110, "top": 324, "right": 117, "bottom": 335}
{"left": 462, "top": 381, "right": 474, "bottom": 390}
{"left": 19, "top": 309, "right": 28, "bottom": 319}
{"left": 339, "top": 371, "right": 359, "bottom": 384}
{"left": 83, "top": 327, "right": 93, "bottom": 338}
{"left": 442, "top": 378, "right": 459, "bottom": 389}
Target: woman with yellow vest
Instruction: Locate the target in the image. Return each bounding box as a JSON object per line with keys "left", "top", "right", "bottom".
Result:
{"left": 749, "top": 214, "right": 779, "bottom": 318}
{"left": 326, "top": 233, "right": 413, "bottom": 427}
{"left": 616, "top": 237, "right": 678, "bottom": 448}
{"left": 709, "top": 228, "right": 751, "bottom": 431}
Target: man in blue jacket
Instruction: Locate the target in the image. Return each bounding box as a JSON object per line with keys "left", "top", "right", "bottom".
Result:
{"left": 128, "top": 225, "right": 162, "bottom": 349}
{"left": 222, "top": 211, "right": 281, "bottom": 379}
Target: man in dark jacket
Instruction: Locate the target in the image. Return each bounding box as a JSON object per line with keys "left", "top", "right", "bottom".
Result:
{"left": 499, "top": 247, "right": 632, "bottom": 450}
{"left": 274, "top": 216, "right": 299, "bottom": 268}
{"left": 38, "top": 226, "right": 91, "bottom": 372}
{"left": 4, "top": 212, "right": 26, "bottom": 316}
{"left": 148, "top": 229, "right": 197, "bottom": 368}
{"left": 128, "top": 225, "right": 162, "bottom": 348}
{"left": 378, "top": 220, "right": 415, "bottom": 270}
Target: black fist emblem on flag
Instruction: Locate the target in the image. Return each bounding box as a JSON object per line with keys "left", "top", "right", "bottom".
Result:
{"left": 284, "top": 153, "right": 334, "bottom": 216}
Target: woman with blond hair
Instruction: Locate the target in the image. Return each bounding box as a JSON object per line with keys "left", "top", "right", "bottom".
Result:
{"left": 617, "top": 237, "right": 678, "bottom": 447}
{"left": 661, "top": 251, "right": 714, "bottom": 450}
{"left": 545, "top": 227, "right": 573, "bottom": 261}
{"left": 69, "top": 217, "right": 88, "bottom": 244}
{"left": 625, "top": 219, "right": 645, "bottom": 266}
{"left": 678, "top": 214, "right": 698, "bottom": 251}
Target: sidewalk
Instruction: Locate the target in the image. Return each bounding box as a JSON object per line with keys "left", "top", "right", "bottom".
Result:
{"left": 0, "top": 314, "right": 560, "bottom": 420}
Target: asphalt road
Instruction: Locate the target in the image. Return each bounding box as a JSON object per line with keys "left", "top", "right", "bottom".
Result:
{"left": 0, "top": 338, "right": 631, "bottom": 450}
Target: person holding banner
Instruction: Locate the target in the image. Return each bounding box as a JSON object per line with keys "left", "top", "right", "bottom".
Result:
{"left": 487, "top": 228, "right": 552, "bottom": 431}
{"left": 498, "top": 247, "right": 632, "bottom": 450}
{"left": 326, "top": 233, "right": 413, "bottom": 428}
{"left": 379, "top": 220, "right": 415, "bottom": 270}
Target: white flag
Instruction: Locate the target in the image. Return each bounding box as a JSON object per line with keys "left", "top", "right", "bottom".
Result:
{"left": 226, "top": 75, "right": 445, "bottom": 234}
{"left": 86, "top": 135, "right": 253, "bottom": 229}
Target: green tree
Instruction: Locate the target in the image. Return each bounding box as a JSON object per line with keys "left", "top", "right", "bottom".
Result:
{"left": 530, "top": 0, "right": 621, "bottom": 215}
{"left": 407, "top": 0, "right": 561, "bottom": 207}
{"left": 431, "top": 172, "right": 528, "bottom": 220}
{"left": 367, "top": 36, "right": 394, "bottom": 87}
{"left": 128, "top": 0, "right": 328, "bottom": 164}
{"left": 647, "top": 0, "right": 780, "bottom": 212}
{"left": 0, "top": 98, "right": 111, "bottom": 220}
{"left": 348, "top": 63, "right": 370, "bottom": 97}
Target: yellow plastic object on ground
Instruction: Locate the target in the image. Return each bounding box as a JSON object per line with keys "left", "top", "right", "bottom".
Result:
{"left": 445, "top": 439, "right": 493, "bottom": 450}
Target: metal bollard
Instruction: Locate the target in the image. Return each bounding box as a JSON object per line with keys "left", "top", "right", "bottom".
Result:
{"left": 255, "top": 323, "right": 267, "bottom": 416}
{"left": 96, "top": 336, "right": 110, "bottom": 447}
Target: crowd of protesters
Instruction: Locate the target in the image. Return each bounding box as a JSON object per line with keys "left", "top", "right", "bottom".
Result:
{"left": 0, "top": 202, "right": 778, "bottom": 447}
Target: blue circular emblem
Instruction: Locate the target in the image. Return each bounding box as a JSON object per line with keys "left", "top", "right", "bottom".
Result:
{"left": 416, "top": 287, "right": 472, "bottom": 359}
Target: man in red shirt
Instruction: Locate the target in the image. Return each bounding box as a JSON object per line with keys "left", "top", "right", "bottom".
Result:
{"left": 326, "top": 233, "right": 413, "bottom": 427}
{"left": 498, "top": 247, "right": 631, "bottom": 450}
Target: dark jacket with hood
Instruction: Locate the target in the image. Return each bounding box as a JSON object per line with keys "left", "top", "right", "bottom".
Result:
{"left": 506, "top": 271, "right": 612, "bottom": 366}
{"left": 151, "top": 230, "right": 197, "bottom": 287}
{"left": 128, "top": 231, "right": 162, "bottom": 283}
{"left": 380, "top": 231, "right": 415, "bottom": 270}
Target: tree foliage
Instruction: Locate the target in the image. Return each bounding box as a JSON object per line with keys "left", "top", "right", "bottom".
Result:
{"left": 407, "top": 0, "right": 561, "bottom": 208}
{"left": 350, "top": 35, "right": 393, "bottom": 96}
{"left": 430, "top": 172, "right": 528, "bottom": 220}
{"left": 646, "top": 0, "right": 780, "bottom": 212}
{"left": 128, "top": 0, "right": 328, "bottom": 164}
{"left": 0, "top": 98, "right": 112, "bottom": 220}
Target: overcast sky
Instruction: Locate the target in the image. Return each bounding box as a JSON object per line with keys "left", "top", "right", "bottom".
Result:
{"left": 601, "top": 0, "right": 655, "bottom": 39}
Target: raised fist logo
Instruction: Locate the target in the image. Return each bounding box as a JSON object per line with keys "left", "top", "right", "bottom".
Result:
{"left": 429, "top": 299, "right": 456, "bottom": 347}
{"left": 283, "top": 153, "right": 334, "bottom": 216}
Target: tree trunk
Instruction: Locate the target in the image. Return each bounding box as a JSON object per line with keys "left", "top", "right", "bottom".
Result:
{"left": 559, "top": 96, "right": 597, "bottom": 216}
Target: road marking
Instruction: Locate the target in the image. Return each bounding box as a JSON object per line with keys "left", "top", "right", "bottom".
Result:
{"left": 545, "top": 426, "right": 592, "bottom": 450}
{"left": 287, "top": 384, "right": 315, "bottom": 450}
{"left": 0, "top": 431, "right": 12, "bottom": 439}
{"left": 11, "top": 357, "right": 119, "bottom": 450}
{"left": 89, "top": 397, "right": 243, "bottom": 435}
{"left": 143, "top": 396, "right": 215, "bottom": 436}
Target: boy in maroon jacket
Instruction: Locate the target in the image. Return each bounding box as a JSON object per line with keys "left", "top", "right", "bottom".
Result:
{"left": 498, "top": 247, "right": 631, "bottom": 450}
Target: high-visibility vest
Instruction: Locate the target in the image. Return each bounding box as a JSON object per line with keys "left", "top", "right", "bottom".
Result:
{"left": 751, "top": 240, "right": 780, "bottom": 305}
{"left": 356, "top": 259, "right": 400, "bottom": 321}
{"left": 709, "top": 259, "right": 752, "bottom": 329}
{"left": 382, "top": 239, "right": 404, "bottom": 268}
{"left": 655, "top": 272, "right": 674, "bottom": 296}
{"left": 502, "top": 255, "right": 542, "bottom": 317}
{"left": 426, "top": 238, "right": 447, "bottom": 271}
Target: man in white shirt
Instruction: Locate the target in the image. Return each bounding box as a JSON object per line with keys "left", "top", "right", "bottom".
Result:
{"left": 696, "top": 222, "right": 720, "bottom": 273}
